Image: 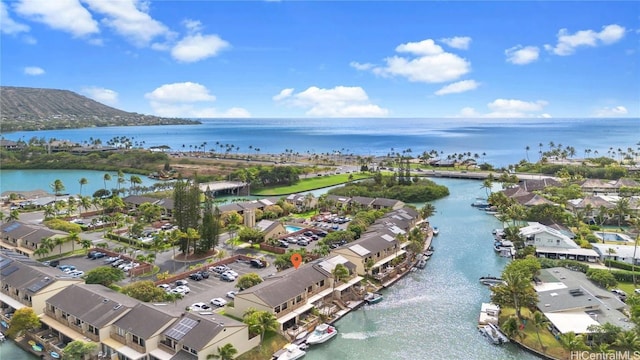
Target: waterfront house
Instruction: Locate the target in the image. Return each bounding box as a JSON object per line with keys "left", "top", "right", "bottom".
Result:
{"left": 566, "top": 196, "right": 615, "bottom": 221}
{"left": 591, "top": 243, "right": 640, "bottom": 265}
{"left": 518, "top": 178, "right": 562, "bottom": 192}
{"left": 38, "top": 282, "right": 259, "bottom": 360}
{"left": 0, "top": 250, "right": 82, "bottom": 320}
{"left": 371, "top": 197, "right": 405, "bottom": 210}
{"left": 0, "top": 221, "right": 71, "bottom": 259}
{"left": 534, "top": 267, "right": 633, "bottom": 336}
{"left": 158, "top": 312, "right": 259, "bottom": 360}
{"left": 229, "top": 255, "right": 360, "bottom": 331}
{"left": 332, "top": 229, "right": 406, "bottom": 276}
{"left": 0, "top": 139, "right": 24, "bottom": 151}
{"left": 123, "top": 195, "right": 174, "bottom": 219}
{"left": 519, "top": 222, "right": 599, "bottom": 262}
{"left": 285, "top": 193, "right": 317, "bottom": 211}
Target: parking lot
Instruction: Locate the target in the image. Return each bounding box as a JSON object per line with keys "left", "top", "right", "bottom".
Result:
{"left": 166, "top": 258, "right": 276, "bottom": 310}
{"left": 50, "top": 252, "right": 278, "bottom": 310}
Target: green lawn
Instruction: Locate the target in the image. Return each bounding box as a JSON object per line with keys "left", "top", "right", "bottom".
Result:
{"left": 236, "top": 331, "right": 289, "bottom": 360}
{"left": 499, "top": 308, "right": 570, "bottom": 359}
{"left": 251, "top": 173, "right": 371, "bottom": 196}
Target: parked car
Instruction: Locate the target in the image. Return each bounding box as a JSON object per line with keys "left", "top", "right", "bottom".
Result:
{"left": 210, "top": 298, "right": 228, "bottom": 307}
{"left": 161, "top": 223, "right": 173, "bottom": 230}
{"left": 250, "top": 259, "right": 266, "bottom": 268}
{"left": 278, "top": 240, "right": 289, "bottom": 248}
{"left": 297, "top": 239, "right": 309, "bottom": 246}
{"left": 189, "top": 273, "right": 204, "bottom": 281}
{"left": 170, "top": 288, "right": 187, "bottom": 296}
{"left": 220, "top": 273, "right": 236, "bottom": 282}
{"left": 198, "top": 270, "right": 210, "bottom": 279}
{"left": 89, "top": 252, "right": 106, "bottom": 260}
{"left": 104, "top": 256, "right": 120, "bottom": 263}
{"left": 59, "top": 265, "right": 76, "bottom": 272}
{"left": 209, "top": 265, "right": 230, "bottom": 274}
{"left": 111, "top": 259, "right": 126, "bottom": 267}
{"left": 226, "top": 291, "right": 237, "bottom": 299}
{"left": 157, "top": 284, "right": 171, "bottom": 291}
{"left": 190, "top": 302, "right": 212, "bottom": 311}
{"left": 48, "top": 260, "right": 60, "bottom": 267}
{"left": 69, "top": 270, "right": 84, "bottom": 278}
{"left": 635, "top": 289, "right": 640, "bottom": 295}
{"left": 176, "top": 279, "right": 189, "bottom": 286}
{"left": 223, "top": 270, "right": 239, "bottom": 278}
{"left": 174, "top": 285, "right": 190, "bottom": 294}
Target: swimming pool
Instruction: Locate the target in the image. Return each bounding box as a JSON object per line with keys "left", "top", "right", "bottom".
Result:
{"left": 594, "top": 232, "right": 632, "bottom": 242}
{"left": 285, "top": 225, "right": 303, "bottom": 233}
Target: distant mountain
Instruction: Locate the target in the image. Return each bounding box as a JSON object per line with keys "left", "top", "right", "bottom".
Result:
{"left": 0, "top": 86, "right": 200, "bottom": 132}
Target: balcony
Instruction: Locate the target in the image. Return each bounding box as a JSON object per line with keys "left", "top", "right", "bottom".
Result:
{"left": 158, "top": 340, "right": 177, "bottom": 354}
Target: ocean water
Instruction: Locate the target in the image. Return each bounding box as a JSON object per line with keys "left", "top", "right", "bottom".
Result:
{"left": 2, "top": 117, "right": 638, "bottom": 168}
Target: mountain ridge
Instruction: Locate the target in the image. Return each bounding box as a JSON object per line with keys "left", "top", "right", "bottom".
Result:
{"left": 0, "top": 86, "right": 200, "bottom": 132}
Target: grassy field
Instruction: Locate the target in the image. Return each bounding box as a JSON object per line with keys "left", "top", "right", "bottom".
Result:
{"left": 251, "top": 173, "right": 371, "bottom": 196}
{"left": 499, "top": 308, "right": 570, "bottom": 359}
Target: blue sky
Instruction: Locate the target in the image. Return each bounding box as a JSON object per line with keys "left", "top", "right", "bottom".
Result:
{"left": 1, "top": 0, "right": 638, "bottom": 119}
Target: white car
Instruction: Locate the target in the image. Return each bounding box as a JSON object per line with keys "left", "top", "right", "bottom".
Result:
{"left": 175, "top": 285, "right": 190, "bottom": 294}
{"left": 170, "top": 288, "right": 187, "bottom": 296}
{"left": 157, "top": 284, "right": 171, "bottom": 291}
{"left": 69, "top": 270, "right": 84, "bottom": 278}
{"left": 635, "top": 289, "right": 640, "bottom": 295}
{"left": 223, "top": 270, "right": 239, "bottom": 278}
{"left": 210, "top": 298, "right": 228, "bottom": 307}
{"left": 226, "top": 291, "right": 237, "bottom": 299}
{"left": 190, "top": 302, "right": 212, "bottom": 311}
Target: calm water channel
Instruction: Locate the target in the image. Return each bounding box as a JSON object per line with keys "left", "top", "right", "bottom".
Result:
{"left": 0, "top": 169, "right": 541, "bottom": 359}
{"left": 304, "top": 178, "right": 541, "bottom": 360}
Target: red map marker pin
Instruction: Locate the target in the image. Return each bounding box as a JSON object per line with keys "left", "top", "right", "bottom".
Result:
{"left": 291, "top": 253, "right": 302, "bottom": 269}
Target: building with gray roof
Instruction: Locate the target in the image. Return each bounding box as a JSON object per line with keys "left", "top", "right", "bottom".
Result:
{"left": 535, "top": 267, "right": 633, "bottom": 335}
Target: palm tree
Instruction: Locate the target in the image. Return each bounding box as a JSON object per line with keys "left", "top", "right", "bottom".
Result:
{"left": 8, "top": 210, "right": 20, "bottom": 222}
{"left": 532, "top": 311, "right": 549, "bottom": 353}
{"left": 129, "top": 175, "right": 142, "bottom": 195}
{"left": 50, "top": 179, "right": 65, "bottom": 202}
{"left": 559, "top": 332, "right": 589, "bottom": 351}
{"left": 420, "top": 203, "right": 436, "bottom": 221}
{"left": 500, "top": 316, "right": 523, "bottom": 341}
{"left": 606, "top": 248, "right": 616, "bottom": 271}
{"left": 206, "top": 344, "right": 238, "bottom": 360}
{"left": 66, "top": 231, "right": 81, "bottom": 252}
{"left": 78, "top": 177, "right": 88, "bottom": 197}
{"left": 331, "top": 263, "right": 350, "bottom": 300}
{"left": 103, "top": 173, "right": 112, "bottom": 192}
{"left": 630, "top": 217, "right": 640, "bottom": 286}
{"left": 613, "top": 198, "right": 631, "bottom": 228}
{"left": 245, "top": 311, "right": 278, "bottom": 346}
{"left": 613, "top": 331, "right": 640, "bottom": 351}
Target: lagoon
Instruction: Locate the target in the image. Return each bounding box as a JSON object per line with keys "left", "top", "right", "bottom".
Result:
{"left": 0, "top": 169, "right": 162, "bottom": 197}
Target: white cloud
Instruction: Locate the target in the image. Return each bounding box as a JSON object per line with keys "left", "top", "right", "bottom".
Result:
{"left": 349, "top": 61, "right": 374, "bottom": 71}
{"left": 23, "top": 66, "right": 44, "bottom": 76}
{"left": 593, "top": 106, "right": 628, "bottom": 117}
{"left": 1, "top": 2, "right": 30, "bottom": 34}
{"left": 83, "top": 0, "right": 169, "bottom": 46}
{"left": 273, "top": 86, "right": 389, "bottom": 117}
{"left": 440, "top": 36, "right": 471, "bottom": 50}
{"left": 171, "top": 33, "right": 230, "bottom": 63}
{"left": 396, "top": 39, "right": 444, "bottom": 55}
{"left": 145, "top": 82, "right": 216, "bottom": 103}
{"left": 272, "top": 88, "right": 294, "bottom": 101}
{"left": 354, "top": 38, "right": 470, "bottom": 83}
{"left": 81, "top": 86, "right": 118, "bottom": 106}
{"left": 505, "top": 45, "right": 540, "bottom": 65}
{"left": 545, "top": 24, "right": 626, "bottom": 56}
{"left": 434, "top": 80, "right": 479, "bottom": 96}
{"left": 15, "top": 0, "right": 99, "bottom": 37}
{"left": 182, "top": 19, "right": 203, "bottom": 33}
{"left": 458, "top": 98, "right": 550, "bottom": 118}
{"left": 145, "top": 82, "right": 248, "bottom": 118}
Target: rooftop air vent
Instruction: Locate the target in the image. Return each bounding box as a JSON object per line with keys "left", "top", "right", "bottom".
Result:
{"left": 113, "top": 304, "right": 122, "bottom": 310}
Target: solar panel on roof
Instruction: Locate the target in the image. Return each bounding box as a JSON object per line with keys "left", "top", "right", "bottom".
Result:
{"left": 0, "top": 258, "right": 13, "bottom": 270}
{"left": 165, "top": 317, "right": 198, "bottom": 340}
{"left": 27, "top": 278, "right": 52, "bottom": 293}
{"left": 1, "top": 265, "right": 19, "bottom": 276}
{"left": 3, "top": 222, "right": 21, "bottom": 232}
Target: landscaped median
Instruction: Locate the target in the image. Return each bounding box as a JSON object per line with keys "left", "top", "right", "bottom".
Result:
{"left": 251, "top": 173, "right": 371, "bottom": 196}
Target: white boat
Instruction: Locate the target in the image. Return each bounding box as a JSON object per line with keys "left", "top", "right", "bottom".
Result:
{"left": 479, "top": 323, "right": 509, "bottom": 345}
{"left": 432, "top": 227, "right": 439, "bottom": 236}
{"left": 306, "top": 323, "right": 337, "bottom": 345}
{"left": 479, "top": 276, "right": 505, "bottom": 286}
{"left": 0, "top": 332, "right": 5, "bottom": 342}
{"left": 275, "top": 343, "right": 306, "bottom": 360}
{"left": 364, "top": 292, "right": 383, "bottom": 304}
